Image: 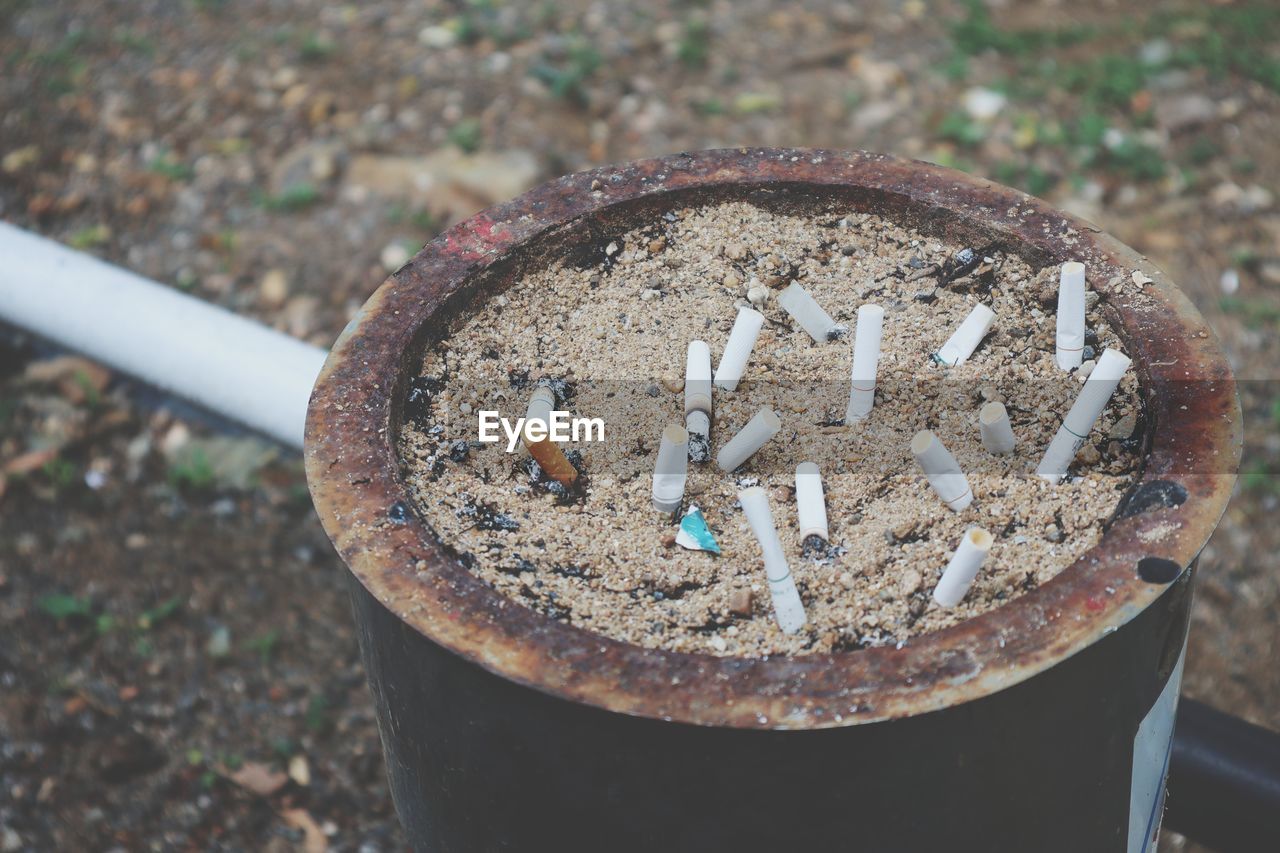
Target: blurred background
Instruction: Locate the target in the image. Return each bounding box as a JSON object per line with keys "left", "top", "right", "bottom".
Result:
{"left": 1, "top": 0, "right": 1277, "bottom": 849}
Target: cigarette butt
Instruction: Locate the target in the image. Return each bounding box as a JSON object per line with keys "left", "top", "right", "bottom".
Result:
{"left": 845, "top": 303, "right": 885, "bottom": 421}
{"left": 1056, "top": 262, "right": 1086, "bottom": 371}
{"left": 526, "top": 438, "right": 579, "bottom": 487}
{"left": 911, "top": 430, "right": 973, "bottom": 511}
{"left": 685, "top": 410, "right": 711, "bottom": 463}
{"left": 738, "top": 486, "right": 807, "bottom": 634}
{"left": 522, "top": 386, "right": 578, "bottom": 487}
{"left": 685, "top": 340, "right": 713, "bottom": 416}
{"left": 935, "top": 303, "right": 995, "bottom": 367}
{"left": 685, "top": 341, "right": 713, "bottom": 461}
{"left": 1036, "top": 347, "right": 1131, "bottom": 483}
{"left": 652, "top": 424, "right": 689, "bottom": 513}
{"left": 795, "top": 462, "right": 829, "bottom": 541}
{"left": 714, "top": 307, "right": 765, "bottom": 392}
{"left": 979, "top": 401, "right": 1016, "bottom": 454}
{"left": 933, "top": 527, "right": 993, "bottom": 607}
{"left": 777, "top": 282, "right": 838, "bottom": 343}
{"left": 717, "top": 408, "right": 781, "bottom": 472}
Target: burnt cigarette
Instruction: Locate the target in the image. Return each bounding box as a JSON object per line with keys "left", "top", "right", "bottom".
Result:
{"left": 794, "top": 462, "right": 829, "bottom": 542}
{"left": 934, "top": 303, "right": 995, "bottom": 367}
{"left": 845, "top": 303, "right": 885, "bottom": 421}
{"left": 1036, "top": 348, "right": 1131, "bottom": 483}
{"left": 717, "top": 408, "right": 781, "bottom": 472}
{"left": 911, "top": 430, "right": 973, "bottom": 511}
{"left": 1056, "top": 262, "right": 1086, "bottom": 371}
{"left": 713, "top": 307, "right": 765, "bottom": 392}
{"left": 777, "top": 282, "right": 837, "bottom": 343}
{"left": 979, "top": 401, "right": 1016, "bottom": 454}
{"left": 685, "top": 340, "right": 713, "bottom": 461}
{"left": 933, "top": 527, "right": 993, "bottom": 607}
{"left": 522, "top": 386, "right": 578, "bottom": 487}
{"left": 738, "top": 486, "right": 807, "bottom": 634}
{"left": 652, "top": 424, "right": 689, "bottom": 513}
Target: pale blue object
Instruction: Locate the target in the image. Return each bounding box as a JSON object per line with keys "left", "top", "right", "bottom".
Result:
{"left": 676, "top": 505, "right": 720, "bottom": 554}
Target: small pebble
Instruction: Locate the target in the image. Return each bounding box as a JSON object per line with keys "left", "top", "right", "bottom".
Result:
{"left": 1109, "top": 412, "right": 1137, "bottom": 440}
{"left": 729, "top": 588, "right": 754, "bottom": 616}
{"left": 660, "top": 376, "right": 684, "bottom": 393}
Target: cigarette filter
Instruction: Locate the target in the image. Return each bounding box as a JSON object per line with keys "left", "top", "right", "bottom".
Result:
{"left": 685, "top": 410, "right": 711, "bottom": 463}
{"left": 522, "top": 386, "right": 578, "bottom": 487}
{"left": 794, "top": 462, "right": 829, "bottom": 542}
{"left": 935, "top": 303, "right": 995, "bottom": 367}
{"left": 979, "top": 401, "right": 1016, "bottom": 454}
{"left": 685, "top": 340, "right": 713, "bottom": 462}
{"left": 1036, "top": 348, "right": 1131, "bottom": 483}
{"left": 1056, "top": 262, "right": 1086, "bottom": 371}
{"left": 933, "top": 527, "right": 994, "bottom": 607}
{"left": 713, "top": 307, "right": 765, "bottom": 392}
{"left": 652, "top": 424, "right": 690, "bottom": 513}
{"left": 738, "top": 487, "right": 807, "bottom": 634}
{"left": 685, "top": 340, "right": 713, "bottom": 416}
{"left": 845, "top": 303, "right": 885, "bottom": 421}
{"left": 911, "top": 430, "right": 973, "bottom": 511}
{"left": 777, "top": 282, "right": 838, "bottom": 343}
{"left": 716, "top": 408, "right": 781, "bottom": 472}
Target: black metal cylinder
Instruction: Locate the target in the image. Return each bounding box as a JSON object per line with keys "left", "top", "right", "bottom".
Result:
{"left": 306, "top": 150, "right": 1241, "bottom": 853}
{"left": 349, "top": 567, "right": 1193, "bottom": 851}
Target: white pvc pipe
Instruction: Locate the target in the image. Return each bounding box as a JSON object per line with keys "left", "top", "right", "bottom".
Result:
{"left": 0, "top": 223, "right": 328, "bottom": 449}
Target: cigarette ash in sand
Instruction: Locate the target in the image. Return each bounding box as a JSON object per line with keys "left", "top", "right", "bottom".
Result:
{"left": 399, "top": 202, "right": 1141, "bottom": 658}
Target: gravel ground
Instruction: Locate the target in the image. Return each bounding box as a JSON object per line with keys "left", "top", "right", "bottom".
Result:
{"left": 2, "top": 1, "right": 1278, "bottom": 849}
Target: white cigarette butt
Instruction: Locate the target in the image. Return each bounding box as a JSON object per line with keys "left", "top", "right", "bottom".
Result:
{"left": 684, "top": 340, "right": 713, "bottom": 462}
{"left": 1056, "top": 262, "right": 1086, "bottom": 371}
{"left": 1036, "top": 347, "right": 1131, "bottom": 483}
{"left": 845, "top": 303, "right": 885, "bottom": 422}
{"left": 935, "top": 303, "right": 995, "bottom": 366}
{"left": 911, "top": 430, "right": 973, "bottom": 511}
{"left": 685, "top": 340, "right": 713, "bottom": 416}
{"left": 652, "top": 424, "right": 690, "bottom": 513}
{"left": 717, "top": 408, "right": 781, "bottom": 472}
{"left": 738, "top": 486, "right": 807, "bottom": 634}
{"left": 933, "top": 527, "right": 994, "bottom": 607}
{"left": 979, "top": 401, "right": 1016, "bottom": 454}
{"left": 776, "top": 282, "right": 838, "bottom": 343}
{"left": 794, "top": 462, "right": 829, "bottom": 542}
{"left": 713, "top": 307, "right": 765, "bottom": 392}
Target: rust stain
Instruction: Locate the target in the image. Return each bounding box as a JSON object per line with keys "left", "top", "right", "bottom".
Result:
{"left": 305, "top": 148, "right": 1241, "bottom": 730}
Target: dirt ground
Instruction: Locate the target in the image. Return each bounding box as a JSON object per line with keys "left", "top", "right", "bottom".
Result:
{"left": 2, "top": 1, "right": 1277, "bottom": 850}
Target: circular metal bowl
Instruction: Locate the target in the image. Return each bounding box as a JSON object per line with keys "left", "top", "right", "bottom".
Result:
{"left": 306, "top": 148, "right": 1239, "bottom": 731}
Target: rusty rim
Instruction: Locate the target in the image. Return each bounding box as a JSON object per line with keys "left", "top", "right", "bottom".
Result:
{"left": 305, "top": 148, "right": 1240, "bottom": 730}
